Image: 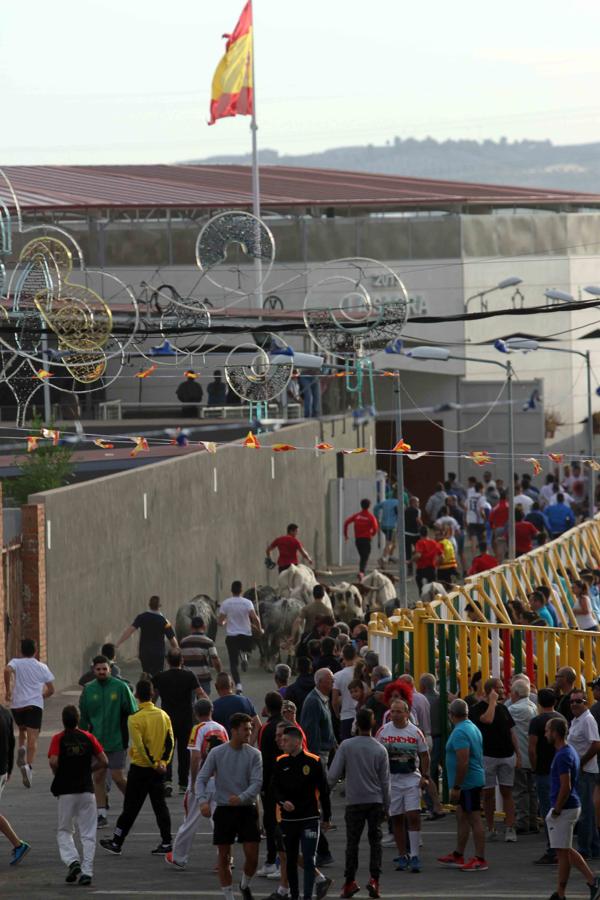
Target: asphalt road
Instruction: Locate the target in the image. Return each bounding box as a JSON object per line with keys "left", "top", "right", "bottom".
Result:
{"left": 0, "top": 648, "right": 595, "bottom": 899}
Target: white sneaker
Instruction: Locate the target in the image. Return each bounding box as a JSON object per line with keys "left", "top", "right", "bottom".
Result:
{"left": 21, "top": 764, "right": 32, "bottom": 789}
{"left": 504, "top": 827, "right": 517, "bottom": 843}
{"left": 257, "top": 863, "right": 279, "bottom": 877}
{"left": 381, "top": 833, "right": 396, "bottom": 846}
{"left": 266, "top": 868, "right": 282, "bottom": 880}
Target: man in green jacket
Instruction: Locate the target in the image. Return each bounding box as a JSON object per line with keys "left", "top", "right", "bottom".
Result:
{"left": 79, "top": 655, "right": 137, "bottom": 828}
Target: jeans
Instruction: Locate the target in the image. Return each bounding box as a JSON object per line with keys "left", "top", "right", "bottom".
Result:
{"left": 344, "top": 803, "right": 383, "bottom": 881}
{"left": 225, "top": 634, "right": 254, "bottom": 686}
{"left": 298, "top": 376, "right": 321, "bottom": 418}
{"left": 535, "top": 773, "right": 553, "bottom": 854}
{"left": 113, "top": 764, "right": 171, "bottom": 848}
{"left": 514, "top": 768, "right": 538, "bottom": 831}
{"left": 576, "top": 771, "right": 600, "bottom": 857}
{"left": 280, "top": 817, "right": 320, "bottom": 900}
{"left": 355, "top": 538, "right": 371, "bottom": 575}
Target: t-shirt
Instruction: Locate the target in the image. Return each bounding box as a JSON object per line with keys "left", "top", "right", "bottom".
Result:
{"left": 536, "top": 606, "right": 554, "bottom": 627}
{"left": 376, "top": 720, "right": 428, "bottom": 787}
{"left": 48, "top": 728, "right": 104, "bottom": 796}
{"left": 269, "top": 535, "right": 303, "bottom": 567}
{"left": 445, "top": 719, "right": 485, "bottom": 790}
{"left": 414, "top": 538, "right": 442, "bottom": 570}
{"left": 8, "top": 657, "right": 54, "bottom": 710}
{"left": 180, "top": 633, "right": 219, "bottom": 682}
{"left": 332, "top": 665, "right": 359, "bottom": 721}
{"left": 550, "top": 744, "right": 581, "bottom": 809}
{"left": 374, "top": 498, "right": 399, "bottom": 529}
{"left": 514, "top": 493, "right": 534, "bottom": 515}
{"left": 466, "top": 490, "right": 482, "bottom": 525}
{"left": 132, "top": 611, "right": 175, "bottom": 660}
{"left": 515, "top": 520, "right": 538, "bottom": 554}
{"left": 470, "top": 700, "right": 515, "bottom": 758}
{"left": 404, "top": 507, "right": 421, "bottom": 535}
{"left": 567, "top": 710, "right": 600, "bottom": 774}
{"left": 219, "top": 596, "right": 255, "bottom": 637}
{"left": 212, "top": 694, "right": 257, "bottom": 736}
{"left": 529, "top": 711, "right": 563, "bottom": 775}
{"left": 468, "top": 553, "right": 499, "bottom": 576}
{"left": 152, "top": 668, "right": 199, "bottom": 719}
{"left": 489, "top": 502, "right": 508, "bottom": 529}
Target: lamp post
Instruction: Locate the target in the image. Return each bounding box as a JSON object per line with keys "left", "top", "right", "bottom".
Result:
{"left": 503, "top": 337, "right": 595, "bottom": 519}
{"left": 465, "top": 277, "right": 523, "bottom": 312}
{"left": 407, "top": 346, "right": 516, "bottom": 559}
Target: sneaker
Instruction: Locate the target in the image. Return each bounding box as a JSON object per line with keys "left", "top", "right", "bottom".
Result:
{"left": 395, "top": 855, "right": 409, "bottom": 871}
{"left": 486, "top": 828, "right": 498, "bottom": 841}
{"left": 9, "top": 841, "right": 30, "bottom": 865}
{"left": 316, "top": 876, "right": 333, "bottom": 900}
{"left": 366, "top": 878, "right": 380, "bottom": 898}
{"left": 381, "top": 833, "right": 396, "bottom": 846}
{"left": 534, "top": 852, "right": 557, "bottom": 865}
{"left": 340, "top": 882, "right": 359, "bottom": 899}
{"left": 21, "top": 764, "right": 32, "bottom": 789}
{"left": 316, "top": 853, "right": 334, "bottom": 868}
{"left": 99, "top": 839, "right": 122, "bottom": 855}
{"left": 240, "top": 883, "right": 255, "bottom": 900}
{"left": 589, "top": 874, "right": 600, "bottom": 900}
{"left": 257, "top": 863, "right": 280, "bottom": 877}
{"left": 78, "top": 875, "right": 92, "bottom": 886}
{"left": 151, "top": 842, "right": 172, "bottom": 855}
{"left": 164, "top": 782, "right": 173, "bottom": 798}
{"left": 437, "top": 852, "right": 465, "bottom": 868}
{"left": 460, "top": 857, "right": 488, "bottom": 872}
{"left": 97, "top": 814, "right": 108, "bottom": 828}
{"left": 16, "top": 746, "right": 26, "bottom": 769}
{"left": 267, "top": 869, "right": 283, "bottom": 880}
{"left": 409, "top": 855, "right": 421, "bottom": 873}
{"left": 65, "top": 860, "right": 82, "bottom": 883}
{"left": 504, "top": 827, "right": 517, "bottom": 843}
{"left": 165, "top": 851, "right": 185, "bottom": 870}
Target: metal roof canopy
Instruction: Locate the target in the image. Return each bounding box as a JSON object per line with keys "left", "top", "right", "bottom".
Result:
{"left": 1, "top": 164, "right": 600, "bottom": 215}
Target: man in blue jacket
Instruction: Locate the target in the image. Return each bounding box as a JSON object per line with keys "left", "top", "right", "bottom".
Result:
{"left": 546, "top": 494, "right": 575, "bottom": 539}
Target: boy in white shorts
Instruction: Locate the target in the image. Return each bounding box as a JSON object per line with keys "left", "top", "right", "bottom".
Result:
{"left": 377, "top": 699, "right": 430, "bottom": 873}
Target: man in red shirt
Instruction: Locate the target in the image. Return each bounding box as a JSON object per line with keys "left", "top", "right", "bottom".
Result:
{"left": 412, "top": 526, "right": 443, "bottom": 592}
{"left": 266, "top": 524, "right": 313, "bottom": 573}
{"left": 514, "top": 509, "right": 538, "bottom": 556}
{"left": 467, "top": 542, "right": 499, "bottom": 576}
{"left": 344, "top": 499, "right": 379, "bottom": 579}
{"left": 489, "top": 490, "right": 509, "bottom": 558}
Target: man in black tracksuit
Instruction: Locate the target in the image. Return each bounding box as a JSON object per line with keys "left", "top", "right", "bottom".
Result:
{"left": 271, "top": 725, "right": 332, "bottom": 900}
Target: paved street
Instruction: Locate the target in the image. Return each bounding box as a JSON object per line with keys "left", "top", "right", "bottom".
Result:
{"left": 0, "top": 646, "right": 595, "bottom": 900}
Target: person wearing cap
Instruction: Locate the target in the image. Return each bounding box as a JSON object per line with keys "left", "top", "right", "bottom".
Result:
{"left": 180, "top": 616, "right": 222, "bottom": 696}
{"left": 116, "top": 596, "right": 178, "bottom": 676}
{"left": 207, "top": 370, "right": 227, "bottom": 407}
{"left": 175, "top": 371, "right": 203, "bottom": 417}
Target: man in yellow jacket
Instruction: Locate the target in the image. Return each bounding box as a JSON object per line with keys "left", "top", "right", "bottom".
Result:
{"left": 100, "top": 680, "right": 174, "bottom": 856}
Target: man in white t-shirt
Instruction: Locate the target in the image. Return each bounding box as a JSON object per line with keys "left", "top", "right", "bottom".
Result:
{"left": 332, "top": 643, "right": 360, "bottom": 741}
{"left": 466, "top": 481, "right": 485, "bottom": 552}
{"left": 217, "top": 580, "right": 263, "bottom": 694}
{"left": 567, "top": 689, "right": 600, "bottom": 857}
{"left": 4, "top": 638, "right": 54, "bottom": 788}
{"left": 167, "top": 698, "right": 228, "bottom": 869}
{"left": 513, "top": 488, "right": 534, "bottom": 515}
{"left": 377, "top": 699, "right": 430, "bottom": 873}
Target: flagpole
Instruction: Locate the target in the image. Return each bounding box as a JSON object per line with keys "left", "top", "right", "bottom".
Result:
{"left": 250, "top": 0, "right": 263, "bottom": 311}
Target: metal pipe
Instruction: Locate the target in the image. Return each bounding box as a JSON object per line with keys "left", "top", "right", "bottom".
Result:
{"left": 507, "top": 361, "right": 516, "bottom": 559}
{"left": 586, "top": 350, "right": 595, "bottom": 517}
{"left": 395, "top": 376, "right": 408, "bottom": 608}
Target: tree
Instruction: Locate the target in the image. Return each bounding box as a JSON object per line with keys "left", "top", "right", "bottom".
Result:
{"left": 3, "top": 421, "right": 73, "bottom": 505}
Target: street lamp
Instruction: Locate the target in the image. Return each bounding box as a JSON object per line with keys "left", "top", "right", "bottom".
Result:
{"left": 407, "top": 345, "right": 516, "bottom": 559}
{"left": 502, "top": 337, "right": 594, "bottom": 519}
{"left": 544, "top": 289, "right": 575, "bottom": 304}
{"left": 465, "top": 277, "right": 523, "bottom": 312}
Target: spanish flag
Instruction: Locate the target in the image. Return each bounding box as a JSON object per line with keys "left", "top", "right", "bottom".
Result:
{"left": 209, "top": 2, "right": 254, "bottom": 125}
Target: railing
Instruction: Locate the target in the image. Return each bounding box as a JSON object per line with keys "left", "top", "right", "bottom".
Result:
{"left": 98, "top": 400, "right": 302, "bottom": 421}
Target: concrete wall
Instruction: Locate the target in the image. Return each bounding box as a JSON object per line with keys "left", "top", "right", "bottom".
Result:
{"left": 29, "top": 416, "right": 375, "bottom": 689}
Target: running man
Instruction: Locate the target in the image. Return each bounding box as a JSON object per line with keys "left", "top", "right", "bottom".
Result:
{"left": 48, "top": 705, "right": 108, "bottom": 886}
{"left": 166, "top": 698, "right": 228, "bottom": 870}
{"left": 197, "top": 712, "right": 263, "bottom": 900}
{"left": 377, "top": 699, "right": 430, "bottom": 873}
{"left": 100, "top": 680, "right": 174, "bottom": 857}
{"left": 218, "top": 581, "right": 264, "bottom": 694}
{"left": 373, "top": 495, "right": 399, "bottom": 565}
{"left": 266, "top": 524, "right": 314, "bottom": 573}
{"left": 271, "top": 725, "right": 332, "bottom": 900}
{"left": 4, "top": 637, "right": 55, "bottom": 788}
{"left": 344, "top": 499, "right": 379, "bottom": 579}
{"left": 0, "top": 700, "right": 30, "bottom": 865}
{"left": 79, "top": 654, "right": 137, "bottom": 828}
{"left": 116, "top": 595, "right": 178, "bottom": 676}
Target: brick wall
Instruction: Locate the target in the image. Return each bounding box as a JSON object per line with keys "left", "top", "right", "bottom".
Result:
{"left": 21, "top": 503, "right": 46, "bottom": 662}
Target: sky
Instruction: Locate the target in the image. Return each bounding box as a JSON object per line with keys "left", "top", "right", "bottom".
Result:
{"left": 2, "top": 0, "right": 600, "bottom": 165}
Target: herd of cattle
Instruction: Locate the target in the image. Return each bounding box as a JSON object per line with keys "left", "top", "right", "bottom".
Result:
{"left": 174, "top": 565, "right": 447, "bottom": 670}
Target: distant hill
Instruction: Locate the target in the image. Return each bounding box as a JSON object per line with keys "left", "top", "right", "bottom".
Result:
{"left": 187, "top": 137, "right": 600, "bottom": 192}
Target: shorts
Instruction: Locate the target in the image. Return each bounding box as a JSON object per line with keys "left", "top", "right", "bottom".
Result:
{"left": 458, "top": 787, "right": 482, "bottom": 812}
{"left": 483, "top": 754, "right": 516, "bottom": 789}
{"left": 467, "top": 523, "right": 485, "bottom": 539}
{"left": 382, "top": 527, "right": 395, "bottom": 541}
{"left": 212, "top": 805, "right": 261, "bottom": 846}
{"left": 106, "top": 749, "right": 128, "bottom": 771}
{"left": 389, "top": 783, "right": 421, "bottom": 816}
{"left": 546, "top": 806, "right": 580, "bottom": 849}
{"left": 12, "top": 706, "right": 43, "bottom": 730}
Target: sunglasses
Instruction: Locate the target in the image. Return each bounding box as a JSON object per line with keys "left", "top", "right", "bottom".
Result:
{"left": 570, "top": 698, "right": 586, "bottom": 705}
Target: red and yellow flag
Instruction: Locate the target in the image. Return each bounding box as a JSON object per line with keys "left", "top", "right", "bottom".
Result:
{"left": 209, "top": 2, "right": 253, "bottom": 125}
{"left": 243, "top": 431, "right": 260, "bottom": 449}
{"left": 392, "top": 439, "right": 411, "bottom": 453}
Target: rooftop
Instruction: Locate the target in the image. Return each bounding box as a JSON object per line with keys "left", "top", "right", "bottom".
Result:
{"left": 1, "top": 164, "right": 600, "bottom": 215}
